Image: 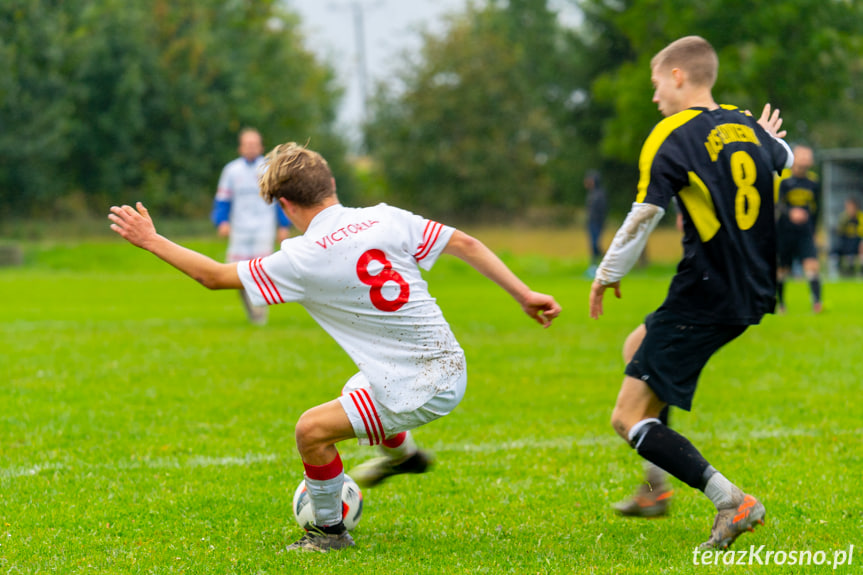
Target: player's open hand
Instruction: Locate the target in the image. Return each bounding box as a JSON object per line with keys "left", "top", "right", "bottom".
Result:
{"left": 108, "top": 202, "right": 158, "bottom": 249}
{"left": 589, "top": 280, "right": 621, "bottom": 319}
{"left": 756, "top": 103, "right": 787, "bottom": 139}
{"left": 521, "top": 291, "right": 561, "bottom": 328}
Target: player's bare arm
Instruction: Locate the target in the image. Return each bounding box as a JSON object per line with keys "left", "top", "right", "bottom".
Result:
{"left": 589, "top": 203, "right": 665, "bottom": 319}
{"left": 442, "top": 230, "right": 561, "bottom": 327}
{"left": 109, "top": 202, "right": 242, "bottom": 290}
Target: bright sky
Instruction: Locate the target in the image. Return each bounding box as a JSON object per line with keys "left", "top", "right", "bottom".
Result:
{"left": 287, "top": 0, "right": 581, "bottom": 146}
{"left": 287, "top": 0, "right": 468, "bottom": 141}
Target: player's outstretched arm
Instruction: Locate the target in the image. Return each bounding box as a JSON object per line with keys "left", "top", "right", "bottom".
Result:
{"left": 108, "top": 202, "right": 242, "bottom": 290}
{"left": 442, "top": 230, "right": 561, "bottom": 328}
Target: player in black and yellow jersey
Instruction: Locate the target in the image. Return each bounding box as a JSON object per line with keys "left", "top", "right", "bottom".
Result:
{"left": 588, "top": 36, "right": 793, "bottom": 550}
{"left": 776, "top": 144, "right": 822, "bottom": 312}
{"left": 832, "top": 196, "right": 863, "bottom": 276}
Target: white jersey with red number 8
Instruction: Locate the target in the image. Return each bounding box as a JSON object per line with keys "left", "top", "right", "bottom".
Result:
{"left": 237, "top": 203, "right": 466, "bottom": 413}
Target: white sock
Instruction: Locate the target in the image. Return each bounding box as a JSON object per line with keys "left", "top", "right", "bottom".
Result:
{"left": 304, "top": 471, "right": 344, "bottom": 527}
{"left": 704, "top": 472, "right": 739, "bottom": 510}
{"left": 380, "top": 430, "right": 417, "bottom": 462}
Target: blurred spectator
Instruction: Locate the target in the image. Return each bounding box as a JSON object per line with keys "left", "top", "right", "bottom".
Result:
{"left": 584, "top": 170, "right": 608, "bottom": 277}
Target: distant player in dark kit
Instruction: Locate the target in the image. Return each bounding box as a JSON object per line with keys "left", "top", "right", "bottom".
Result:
{"left": 831, "top": 196, "right": 862, "bottom": 277}
{"left": 584, "top": 170, "right": 608, "bottom": 278}
{"left": 775, "top": 144, "right": 822, "bottom": 313}
{"left": 589, "top": 36, "right": 793, "bottom": 550}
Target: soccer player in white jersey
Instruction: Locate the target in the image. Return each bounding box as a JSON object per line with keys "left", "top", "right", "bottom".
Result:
{"left": 212, "top": 128, "right": 291, "bottom": 324}
{"left": 109, "top": 142, "right": 561, "bottom": 553}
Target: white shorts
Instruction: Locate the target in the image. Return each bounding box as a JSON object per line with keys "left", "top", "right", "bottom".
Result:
{"left": 227, "top": 231, "right": 276, "bottom": 262}
{"left": 338, "top": 371, "right": 467, "bottom": 446}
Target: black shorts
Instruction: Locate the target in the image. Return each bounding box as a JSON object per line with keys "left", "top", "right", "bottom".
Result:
{"left": 777, "top": 226, "right": 817, "bottom": 267}
{"left": 624, "top": 309, "right": 747, "bottom": 411}
{"left": 835, "top": 236, "right": 861, "bottom": 257}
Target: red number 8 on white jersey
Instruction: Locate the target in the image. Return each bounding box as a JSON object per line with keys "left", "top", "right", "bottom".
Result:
{"left": 356, "top": 249, "right": 410, "bottom": 312}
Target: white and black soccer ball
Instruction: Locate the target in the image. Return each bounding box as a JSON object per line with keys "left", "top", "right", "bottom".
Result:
{"left": 292, "top": 474, "right": 363, "bottom": 531}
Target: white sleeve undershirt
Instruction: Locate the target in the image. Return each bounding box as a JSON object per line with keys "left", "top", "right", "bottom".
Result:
{"left": 774, "top": 135, "right": 794, "bottom": 170}
{"left": 594, "top": 202, "right": 666, "bottom": 286}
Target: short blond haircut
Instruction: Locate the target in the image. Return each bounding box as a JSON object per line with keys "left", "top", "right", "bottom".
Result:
{"left": 259, "top": 142, "right": 335, "bottom": 206}
{"left": 651, "top": 36, "right": 718, "bottom": 88}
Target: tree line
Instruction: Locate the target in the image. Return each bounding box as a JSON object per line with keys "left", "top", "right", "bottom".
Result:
{"left": 0, "top": 0, "right": 349, "bottom": 219}
{"left": 2, "top": 0, "right": 861, "bottom": 223}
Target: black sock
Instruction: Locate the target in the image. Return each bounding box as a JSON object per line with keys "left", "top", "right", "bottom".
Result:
{"left": 632, "top": 422, "right": 712, "bottom": 489}
{"left": 777, "top": 279, "right": 785, "bottom": 306}
{"left": 809, "top": 277, "right": 822, "bottom": 303}
{"left": 317, "top": 521, "right": 346, "bottom": 535}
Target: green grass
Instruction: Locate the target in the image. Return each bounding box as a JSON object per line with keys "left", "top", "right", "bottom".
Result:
{"left": 1, "top": 237, "right": 861, "bottom": 574}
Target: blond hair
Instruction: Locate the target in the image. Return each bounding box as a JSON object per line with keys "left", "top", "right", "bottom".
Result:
{"left": 259, "top": 142, "right": 335, "bottom": 206}
{"left": 651, "top": 36, "right": 718, "bottom": 88}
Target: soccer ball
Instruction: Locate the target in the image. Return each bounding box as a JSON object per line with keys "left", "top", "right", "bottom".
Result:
{"left": 292, "top": 474, "right": 363, "bottom": 531}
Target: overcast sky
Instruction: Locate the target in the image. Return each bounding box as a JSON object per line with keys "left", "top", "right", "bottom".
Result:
{"left": 288, "top": 1, "right": 580, "bottom": 139}
{"left": 287, "top": 0, "right": 468, "bottom": 141}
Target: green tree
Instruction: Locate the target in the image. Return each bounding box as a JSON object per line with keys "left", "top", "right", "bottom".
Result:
{"left": 0, "top": 0, "right": 78, "bottom": 216}
{"left": 0, "top": 0, "right": 348, "bottom": 219}
{"left": 366, "top": 0, "right": 581, "bottom": 221}
{"left": 581, "top": 0, "right": 863, "bottom": 165}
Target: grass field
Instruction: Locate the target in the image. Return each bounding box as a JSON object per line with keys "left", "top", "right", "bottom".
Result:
{"left": 1, "top": 230, "right": 861, "bottom": 574}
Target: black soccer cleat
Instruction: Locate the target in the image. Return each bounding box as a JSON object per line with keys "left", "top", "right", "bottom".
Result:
{"left": 286, "top": 522, "right": 355, "bottom": 553}
{"left": 349, "top": 450, "right": 433, "bottom": 488}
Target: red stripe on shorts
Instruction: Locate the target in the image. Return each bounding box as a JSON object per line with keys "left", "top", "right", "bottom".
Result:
{"left": 358, "top": 389, "right": 386, "bottom": 444}
{"left": 349, "top": 391, "right": 376, "bottom": 444}
{"left": 349, "top": 389, "right": 384, "bottom": 445}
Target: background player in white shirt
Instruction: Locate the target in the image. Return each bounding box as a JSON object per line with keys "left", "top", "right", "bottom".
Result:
{"left": 211, "top": 128, "right": 291, "bottom": 324}
{"left": 109, "top": 142, "right": 561, "bottom": 553}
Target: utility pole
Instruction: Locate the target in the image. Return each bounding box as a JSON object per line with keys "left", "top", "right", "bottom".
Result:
{"left": 329, "top": 1, "right": 383, "bottom": 152}
{"left": 352, "top": 1, "right": 369, "bottom": 128}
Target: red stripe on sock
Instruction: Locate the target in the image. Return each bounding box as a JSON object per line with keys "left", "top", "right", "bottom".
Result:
{"left": 382, "top": 432, "right": 407, "bottom": 448}
{"left": 303, "top": 453, "right": 343, "bottom": 481}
